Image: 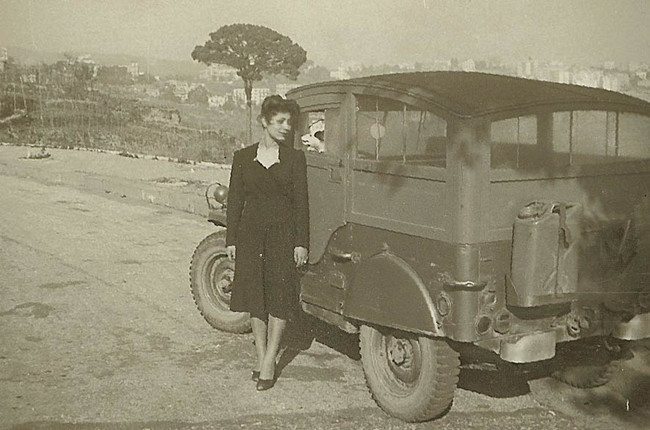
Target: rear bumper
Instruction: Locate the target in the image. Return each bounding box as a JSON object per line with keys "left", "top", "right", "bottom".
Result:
{"left": 499, "top": 330, "right": 556, "bottom": 363}
{"left": 482, "top": 311, "right": 650, "bottom": 363}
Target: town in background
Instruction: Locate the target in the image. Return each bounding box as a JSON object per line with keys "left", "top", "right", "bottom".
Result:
{"left": 2, "top": 46, "right": 650, "bottom": 164}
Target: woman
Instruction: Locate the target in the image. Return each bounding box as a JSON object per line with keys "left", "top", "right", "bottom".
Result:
{"left": 225, "top": 95, "right": 309, "bottom": 391}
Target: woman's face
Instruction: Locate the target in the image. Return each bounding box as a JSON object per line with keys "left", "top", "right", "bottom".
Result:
{"left": 263, "top": 112, "right": 292, "bottom": 143}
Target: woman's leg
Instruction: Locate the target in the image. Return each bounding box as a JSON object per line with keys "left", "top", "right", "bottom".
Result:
{"left": 250, "top": 317, "right": 268, "bottom": 373}
{"left": 260, "top": 314, "right": 286, "bottom": 379}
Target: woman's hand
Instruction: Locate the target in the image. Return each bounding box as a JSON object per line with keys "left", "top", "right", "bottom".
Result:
{"left": 294, "top": 246, "right": 308, "bottom": 267}
{"left": 226, "top": 245, "right": 236, "bottom": 261}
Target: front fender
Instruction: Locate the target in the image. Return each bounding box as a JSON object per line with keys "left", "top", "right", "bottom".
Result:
{"left": 343, "top": 252, "right": 441, "bottom": 336}
{"left": 208, "top": 207, "right": 227, "bottom": 227}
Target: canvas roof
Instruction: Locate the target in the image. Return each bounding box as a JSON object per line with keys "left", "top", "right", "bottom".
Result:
{"left": 289, "top": 72, "right": 650, "bottom": 119}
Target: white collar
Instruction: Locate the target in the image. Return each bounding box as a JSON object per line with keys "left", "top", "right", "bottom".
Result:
{"left": 254, "top": 143, "right": 280, "bottom": 169}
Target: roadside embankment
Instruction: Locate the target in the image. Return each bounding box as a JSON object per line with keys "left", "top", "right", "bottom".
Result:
{"left": 0, "top": 144, "right": 231, "bottom": 217}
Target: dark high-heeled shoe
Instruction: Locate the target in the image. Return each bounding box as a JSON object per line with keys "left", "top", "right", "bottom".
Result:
{"left": 256, "top": 377, "right": 275, "bottom": 391}
{"left": 251, "top": 371, "right": 260, "bottom": 382}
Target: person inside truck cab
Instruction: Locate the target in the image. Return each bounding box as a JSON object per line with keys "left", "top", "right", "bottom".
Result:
{"left": 301, "top": 117, "right": 326, "bottom": 153}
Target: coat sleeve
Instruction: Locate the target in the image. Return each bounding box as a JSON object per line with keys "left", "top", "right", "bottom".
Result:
{"left": 226, "top": 150, "right": 244, "bottom": 247}
{"left": 292, "top": 150, "right": 310, "bottom": 249}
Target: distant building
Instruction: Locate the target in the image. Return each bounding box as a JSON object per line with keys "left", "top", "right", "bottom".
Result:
{"left": 517, "top": 60, "right": 536, "bottom": 78}
{"left": 208, "top": 95, "right": 227, "bottom": 108}
{"left": 233, "top": 87, "right": 270, "bottom": 105}
{"left": 460, "top": 59, "right": 476, "bottom": 72}
{"left": 165, "top": 79, "right": 193, "bottom": 101}
{"left": 603, "top": 61, "right": 616, "bottom": 71}
{"left": 200, "top": 64, "right": 238, "bottom": 81}
{"left": 486, "top": 56, "right": 505, "bottom": 70}
{"left": 21, "top": 73, "right": 37, "bottom": 84}
{"left": 572, "top": 69, "right": 603, "bottom": 88}
{"left": 556, "top": 70, "right": 572, "bottom": 85}
{"left": 330, "top": 67, "right": 350, "bottom": 80}
{"left": 398, "top": 62, "right": 416, "bottom": 71}
{"left": 628, "top": 62, "right": 649, "bottom": 73}
{"left": 534, "top": 62, "right": 571, "bottom": 84}
{"left": 72, "top": 54, "right": 95, "bottom": 65}
{"left": 340, "top": 62, "right": 363, "bottom": 72}
{"left": 602, "top": 75, "right": 619, "bottom": 91}
{"left": 431, "top": 60, "right": 451, "bottom": 71}
{"left": 0, "top": 47, "right": 7, "bottom": 72}
{"left": 145, "top": 87, "right": 160, "bottom": 97}
{"left": 125, "top": 62, "right": 139, "bottom": 77}
{"left": 143, "top": 106, "right": 181, "bottom": 125}
{"left": 275, "top": 83, "right": 300, "bottom": 97}
{"left": 603, "top": 72, "right": 632, "bottom": 91}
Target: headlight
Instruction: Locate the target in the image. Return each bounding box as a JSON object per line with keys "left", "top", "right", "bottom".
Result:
{"left": 213, "top": 185, "right": 228, "bottom": 205}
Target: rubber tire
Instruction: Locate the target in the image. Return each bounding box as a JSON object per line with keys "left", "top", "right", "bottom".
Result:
{"left": 190, "top": 231, "right": 251, "bottom": 334}
{"left": 551, "top": 337, "right": 616, "bottom": 389}
{"left": 359, "top": 325, "right": 460, "bottom": 423}
{"left": 551, "top": 362, "right": 614, "bottom": 388}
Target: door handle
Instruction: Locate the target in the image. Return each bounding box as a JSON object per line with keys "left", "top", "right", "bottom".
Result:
{"left": 328, "top": 166, "right": 342, "bottom": 183}
{"left": 327, "top": 159, "right": 344, "bottom": 183}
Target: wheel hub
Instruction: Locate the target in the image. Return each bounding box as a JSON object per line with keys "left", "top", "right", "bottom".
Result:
{"left": 388, "top": 338, "right": 412, "bottom": 366}
{"left": 215, "top": 272, "right": 233, "bottom": 294}
{"left": 385, "top": 335, "right": 421, "bottom": 384}
{"left": 207, "top": 256, "right": 234, "bottom": 306}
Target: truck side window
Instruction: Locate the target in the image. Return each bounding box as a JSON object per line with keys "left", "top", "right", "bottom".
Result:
{"left": 619, "top": 113, "right": 650, "bottom": 159}
{"left": 490, "top": 116, "right": 538, "bottom": 169}
{"left": 355, "top": 95, "right": 446, "bottom": 167}
{"left": 296, "top": 109, "right": 340, "bottom": 157}
{"left": 553, "top": 111, "right": 650, "bottom": 165}
{"left": 492, "top": 111, "right": 650, "bottom": 170}
{"left": 554, "top": 111, "right": 609, "bottom": 165}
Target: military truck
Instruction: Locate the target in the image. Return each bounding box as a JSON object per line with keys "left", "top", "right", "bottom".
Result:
{"left": 191, "top": 72, "right": 650, "bottom": 422}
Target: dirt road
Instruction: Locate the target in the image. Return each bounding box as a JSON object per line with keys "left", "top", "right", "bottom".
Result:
{"left": 1, "top": 172, "right": 649, "bottom": 430}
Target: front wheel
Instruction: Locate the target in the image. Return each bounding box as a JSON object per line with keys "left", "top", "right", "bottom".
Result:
{"left": 190, "top": 231, "right": 251, "bottom": 333}
{"left": 359, "top": 325, "right": 460, "bottom": 422}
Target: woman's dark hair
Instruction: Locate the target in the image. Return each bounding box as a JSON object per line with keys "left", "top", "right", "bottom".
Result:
{"left": 260, "top": 95, "right": 300, "bottom": 123}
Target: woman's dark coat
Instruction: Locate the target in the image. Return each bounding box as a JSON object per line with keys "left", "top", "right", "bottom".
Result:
{"left": 226, "top": 143, "right": 309, "bottom": 320}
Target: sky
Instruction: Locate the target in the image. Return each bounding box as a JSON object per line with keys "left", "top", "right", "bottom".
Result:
{"left": 1, "top": 0, "right": 650, "bottom": 68}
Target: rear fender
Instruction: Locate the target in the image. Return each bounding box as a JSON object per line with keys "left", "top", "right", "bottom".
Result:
{"left": 343, "top": 252, "right": 441, "bottom": 336}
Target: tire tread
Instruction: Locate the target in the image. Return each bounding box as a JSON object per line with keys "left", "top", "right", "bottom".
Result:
{"left": 359, "top": 325, "right": 459, "bottom": 422}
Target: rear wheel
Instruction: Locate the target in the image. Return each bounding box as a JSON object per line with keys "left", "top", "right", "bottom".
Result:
{"left": 190, "top": 231, "right": 251, "bottom": 333}
{"left": 551, "top": 337, "right": 616, "bottom": 388}
{"left": 551, "top": 363, "right": 614, "bottom": 388}
{"left": 359, "top": 325, "right": 460, "bottom": 422}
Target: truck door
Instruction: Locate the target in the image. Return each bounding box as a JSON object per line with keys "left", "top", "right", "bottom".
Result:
{"left": 296, "top": 103, "right": 349, "bottom": 263}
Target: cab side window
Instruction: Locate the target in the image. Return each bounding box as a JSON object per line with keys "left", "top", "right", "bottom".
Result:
{"left": 295, "top": 109, "right": 340, "bottom": 157}
{"left": 619, "top": 113, "right": 650, "bottom": 160}
{"left": 355, "top": 95, "right": 446, "bottom": 167}
{"left": 553, "top": 111, "right": 609, "bottom": 165}
{"left": 490, "top": 111, "right": 650, "bottom": 170}
{"left": 554, "top": 111, "right": 650, "bottom": 165}
{"left": 490, "top": 116, "right": 538, "bottom": 169}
